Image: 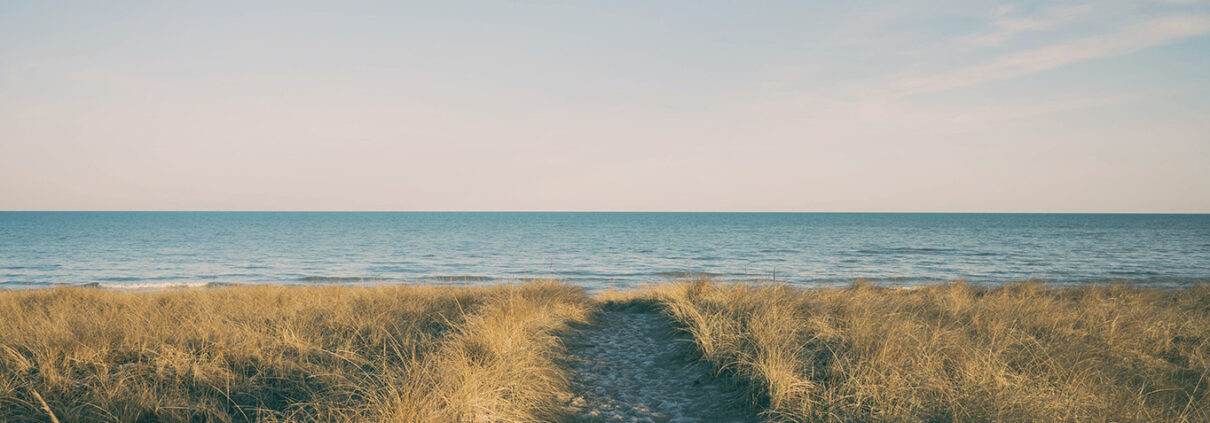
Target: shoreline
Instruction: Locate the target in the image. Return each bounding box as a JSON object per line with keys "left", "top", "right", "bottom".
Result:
{"left": 3, "top": 276, "right": 1209, "bottom": 292}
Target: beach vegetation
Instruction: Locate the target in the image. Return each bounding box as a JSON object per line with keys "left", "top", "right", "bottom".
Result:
{"left": 650, "top": 280, "right": 1210, "bottom": 422}
{"left": 0, "top": 281, "right": 591, "bottom": 422}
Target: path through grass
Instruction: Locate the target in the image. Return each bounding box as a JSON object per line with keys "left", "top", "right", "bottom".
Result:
{"left": 561, "top": 300, "right": 759, "bottom": 423}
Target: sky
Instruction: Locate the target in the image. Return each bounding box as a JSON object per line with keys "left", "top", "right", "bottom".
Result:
{"left": 2, "top": 1, "right": 1208, "bottom": 212}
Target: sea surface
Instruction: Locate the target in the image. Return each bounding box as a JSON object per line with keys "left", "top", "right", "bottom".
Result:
{"left": 1, "top": 212, "right": 1208, "bottom": 290}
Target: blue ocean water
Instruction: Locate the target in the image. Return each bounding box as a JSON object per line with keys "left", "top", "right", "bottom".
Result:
{"left": 1, "top": 212, "right": 1208, "bottom": 290}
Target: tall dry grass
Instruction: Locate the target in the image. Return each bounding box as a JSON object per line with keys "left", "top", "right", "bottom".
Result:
{"left": 0, "top": 281, "right": 592, "bottom": 422}
{"left": 653, "top": 280, "right": 1210, "bottom": 422}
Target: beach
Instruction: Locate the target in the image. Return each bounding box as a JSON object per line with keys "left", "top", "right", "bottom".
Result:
{"left": 5, "top": 0, "right": 1210, "bottom": 420}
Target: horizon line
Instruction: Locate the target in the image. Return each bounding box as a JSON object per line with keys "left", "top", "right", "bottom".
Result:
{"left": 3, "top": 210, "right": 1209, "bottom": 215}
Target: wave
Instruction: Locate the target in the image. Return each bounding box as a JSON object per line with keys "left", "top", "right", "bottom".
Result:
{"left": 297, "top": 275, "right": 500, "bottom": 283}
{"left": 97, "top": 276, "right": 145, "bottom": 282}
{"left": 852, "top": 247, "right": 957, "bottom": 255}
{"left": 427, "top": 275, "right": 495, "bottom": 282}
{"left": 550, "top": 270, "right": 651, "bottom": 278}
{"left": 1107, "top": 270, "right": 1162, "bottom": 276}
{"left": 0, "top": 281, "right": 57, "bottom": 289}
{"left": 366, "top": 266, "right": 410, "bottom": 273}
{"left": 655, "top": 271, "right": 726, "bottom": 278}
{"left": 298, "top": 276, "right": 389, "bottom": 283}
{"left": 91, "top": 281, "right": 213, "bottom": 290}
{"left": 1, "top": 264, "right": 62, "bottom": 270}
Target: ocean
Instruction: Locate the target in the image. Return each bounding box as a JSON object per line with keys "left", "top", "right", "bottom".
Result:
{"left": 1, "top": 212, "right": 1208, "bottom": 290}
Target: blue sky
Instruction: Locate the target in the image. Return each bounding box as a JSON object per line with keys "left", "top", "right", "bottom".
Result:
{"left": 2, "top": 1, "right": 1208, "bottom": 211}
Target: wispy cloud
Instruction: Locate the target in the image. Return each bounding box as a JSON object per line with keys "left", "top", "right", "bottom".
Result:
{"left": 898, "top": 15, "right": 1210, "bottom": 95}
{"left": 961, "top": 3, "right": 1094, "bottom": 47}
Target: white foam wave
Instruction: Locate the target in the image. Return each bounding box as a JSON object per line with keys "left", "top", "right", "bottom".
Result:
{"left": 95, "top": 281, "right": 212, "bottom": 290}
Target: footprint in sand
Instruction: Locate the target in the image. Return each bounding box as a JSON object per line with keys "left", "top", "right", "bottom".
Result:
{"left": 562, "top": 305, "right": 761, "bottom": 423}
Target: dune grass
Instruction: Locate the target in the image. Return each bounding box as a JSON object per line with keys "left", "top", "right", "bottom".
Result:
{"left": 6, "top": 279, "right": 1210, "bottom": 422}
{"left": 0, "top": 281, "right": 592, "bottom": 422}
{"left": 649, "top": 280, "right": 1210, "bottom": 422}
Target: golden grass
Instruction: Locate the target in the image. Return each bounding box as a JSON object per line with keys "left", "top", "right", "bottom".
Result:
{"left": 650, "top": 280, "right": 1210, "bottom": 422}
{"left": 6, "top": 279, "right": 1209, "bottom": 422}
{"left": 0, "top": 281, "right": 592, "bottom": 422}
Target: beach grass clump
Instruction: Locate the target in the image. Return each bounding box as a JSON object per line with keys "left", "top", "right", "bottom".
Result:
{"left": 653, "top": 280, "right": 1210, "bottom": 422}
{"left": 0, "top": 281, "right": 592, "bottom": 422}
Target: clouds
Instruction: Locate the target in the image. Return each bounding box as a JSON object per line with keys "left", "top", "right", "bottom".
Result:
{"left": 897, "top": 14, "right": 1210, "bottom": 95}
{"left": 1, "top": 1, "right": 1208, "bottom": 211}
{"left": 961, "top": 3, "right": 1095, "bottom": 48}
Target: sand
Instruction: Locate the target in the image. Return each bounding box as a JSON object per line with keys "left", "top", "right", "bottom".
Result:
{"left": 562, "top": 306, "right": 760, "bottom": 423}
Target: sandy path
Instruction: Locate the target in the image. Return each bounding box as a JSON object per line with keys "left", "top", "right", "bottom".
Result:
{"left": 562, "top": 306, "right": 760, "bottom": 423}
